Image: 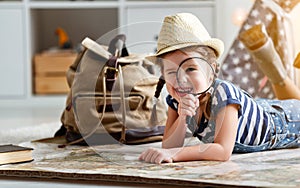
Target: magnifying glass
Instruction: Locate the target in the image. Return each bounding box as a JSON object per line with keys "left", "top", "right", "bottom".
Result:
{"left": 176, "top": 57, "right": 216, "bottom": 125}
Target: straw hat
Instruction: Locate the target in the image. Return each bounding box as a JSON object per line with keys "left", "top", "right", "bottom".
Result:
{"left": 147, "top": 13, "right": 224, "bottom": 63}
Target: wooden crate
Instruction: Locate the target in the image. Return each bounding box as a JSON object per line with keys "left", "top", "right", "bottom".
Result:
{"left": 34, "top": 51, "right": 77, "bottom": 94}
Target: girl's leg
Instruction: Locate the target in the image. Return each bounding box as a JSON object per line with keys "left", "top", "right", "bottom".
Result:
{"left": 271, "top": 99, "right": 300, "bottom": 149}
{"left": 239, "top": 24, "right": 300, "bottom": 100}
{"left": 272, "top": 77, "right": 300, "bottom": 100}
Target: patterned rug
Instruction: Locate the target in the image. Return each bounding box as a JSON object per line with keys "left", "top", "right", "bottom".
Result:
{"left": 0, "top": 138, "right": 300, "bottom": 188}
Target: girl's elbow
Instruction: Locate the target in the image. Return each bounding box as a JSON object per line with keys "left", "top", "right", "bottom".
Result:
{"left": 213, "top": 155, "right": 231, "bottom": 162}
{"left": 219, "top": 155, "right": 231, "bottom": 161}
{"left": 214, "top": 150, "right": 232, "bottom": 161}
{"left": 216, "top": 145, "right": 233, "bottom": 161}
{"left": 222, "top": 152, "right": 232, "bottom": 161}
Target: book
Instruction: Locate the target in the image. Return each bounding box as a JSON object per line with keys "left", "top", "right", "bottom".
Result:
{"left": 0, "top": 144, "right": 33, "bottom": 165}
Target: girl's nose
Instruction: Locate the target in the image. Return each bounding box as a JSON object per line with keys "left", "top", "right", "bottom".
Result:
{"left": 177, "top": 75, "right": 189, "bottom": 87}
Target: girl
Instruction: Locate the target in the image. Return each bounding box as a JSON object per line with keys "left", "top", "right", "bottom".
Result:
{"left": 139, "top": 13, "right": 300, "bottom": 164}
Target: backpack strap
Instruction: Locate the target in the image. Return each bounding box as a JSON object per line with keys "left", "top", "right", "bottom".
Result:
{"left": 105, "top": 56, "right": 118, "bottom": 91}
{"left": 105, "top": 34, "right": 128, "bottom": 91}
{"left": 87, "top": 35, "right": 128, "bottom": 144}
{"left": 103, "top": 35, "right": 128, "bottom": 143}
{"left": 117, "top": 63, "right": 126, "bottom": 143}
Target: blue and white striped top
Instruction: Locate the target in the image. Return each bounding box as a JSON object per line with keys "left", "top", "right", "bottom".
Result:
{"left": 166, "top": 78, "right": 273, "bottom": 147}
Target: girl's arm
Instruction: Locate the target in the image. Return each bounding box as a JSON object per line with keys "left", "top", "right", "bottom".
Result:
{"left": 139, "top": 104, "right": 238, "bottom": 163}
{"left": 161, "top": 107, "right": 187, "bottom": 148}
{"left": 171, "top": 104, "right": 238, "bottom": 162}
{"left": 162, "top": 94, "right": 199, "bottom": 148}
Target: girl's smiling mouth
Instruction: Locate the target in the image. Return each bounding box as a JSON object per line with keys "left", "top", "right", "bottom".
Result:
{"left": 175, "top": 87, "right": 193, "bottom": 97}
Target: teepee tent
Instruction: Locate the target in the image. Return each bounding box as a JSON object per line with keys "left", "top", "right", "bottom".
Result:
{"left": 220, "top": 0, "right": 300, "bottom": 99}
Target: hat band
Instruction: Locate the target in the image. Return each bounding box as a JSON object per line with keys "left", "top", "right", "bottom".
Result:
{"left": 156, "top": 42, "right": 202, "bottom": 55}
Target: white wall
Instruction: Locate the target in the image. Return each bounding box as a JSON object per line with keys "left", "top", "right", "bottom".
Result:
{"left": 216, "top": 0, "right": 254, "bottom": 61}
{"left": 0, "top": 0, "right": 256, "bottom": 106}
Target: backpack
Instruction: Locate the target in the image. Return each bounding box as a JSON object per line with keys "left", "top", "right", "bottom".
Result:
{"left": 56, "top": 35, "right": 167, "bottom": 145}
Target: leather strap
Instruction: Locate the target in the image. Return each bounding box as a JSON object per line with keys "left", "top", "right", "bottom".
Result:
{"left": 117, "top": 63, "right": 127, "bottom": 143}
{"left": 105, "top": 56, "right": 118, "bottom": 91}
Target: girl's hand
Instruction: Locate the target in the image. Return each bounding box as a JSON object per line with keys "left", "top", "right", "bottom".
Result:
{"left": 178, "top": 94, "right": 199, "bottom": 117}
{"left": 139, "top": 147, "right": 180, "bottom": 164}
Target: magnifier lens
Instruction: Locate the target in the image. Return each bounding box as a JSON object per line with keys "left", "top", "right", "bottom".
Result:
{"left": 176, "top": 57, "right": 215, "bottom": 95}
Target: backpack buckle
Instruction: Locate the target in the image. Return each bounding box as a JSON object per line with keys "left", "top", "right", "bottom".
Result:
{"left": 104, "top": 66, "right": 119, "bottom": 77}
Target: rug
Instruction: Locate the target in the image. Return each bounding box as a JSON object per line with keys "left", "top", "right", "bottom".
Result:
{"left": 0, "top": 122, "right": 61, "bottom": 145}
{"left": 0, "top": 138, "right": 300, "bottom": 188}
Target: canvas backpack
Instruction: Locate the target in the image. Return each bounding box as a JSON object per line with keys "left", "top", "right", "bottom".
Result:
{"left": 56, "top": 35, "right": 167, "bottom": 145}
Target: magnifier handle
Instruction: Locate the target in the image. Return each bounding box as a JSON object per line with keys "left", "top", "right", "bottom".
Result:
{"left": 186, "top": 115, "right": 193, "bottom": 125}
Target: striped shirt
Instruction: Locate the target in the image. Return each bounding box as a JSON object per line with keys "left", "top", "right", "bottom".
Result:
{"left": 166, "top": 78, "right": 273, "bottom": 146}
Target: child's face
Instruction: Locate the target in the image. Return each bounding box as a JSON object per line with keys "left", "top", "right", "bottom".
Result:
{"left": 161, "top": 49, "right": 212, "bottom": 102}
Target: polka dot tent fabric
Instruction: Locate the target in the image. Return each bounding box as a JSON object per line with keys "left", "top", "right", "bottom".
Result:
{"left": 273, "top": 0, "right": 300, "bottom": 12}
{"left": 220, "top": 0, "right": 300, "bottom": 99}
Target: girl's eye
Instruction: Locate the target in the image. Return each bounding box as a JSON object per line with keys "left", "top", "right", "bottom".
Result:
{"left": 166, "top": 71, "right": 176, "bottom": 75}
{"left": 186, "top": 67, "right": 197, "bottom": 72}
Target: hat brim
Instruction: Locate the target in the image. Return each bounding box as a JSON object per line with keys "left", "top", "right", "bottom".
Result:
{"left": 146, "top": 38, "right": 224, "bottom": 63}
